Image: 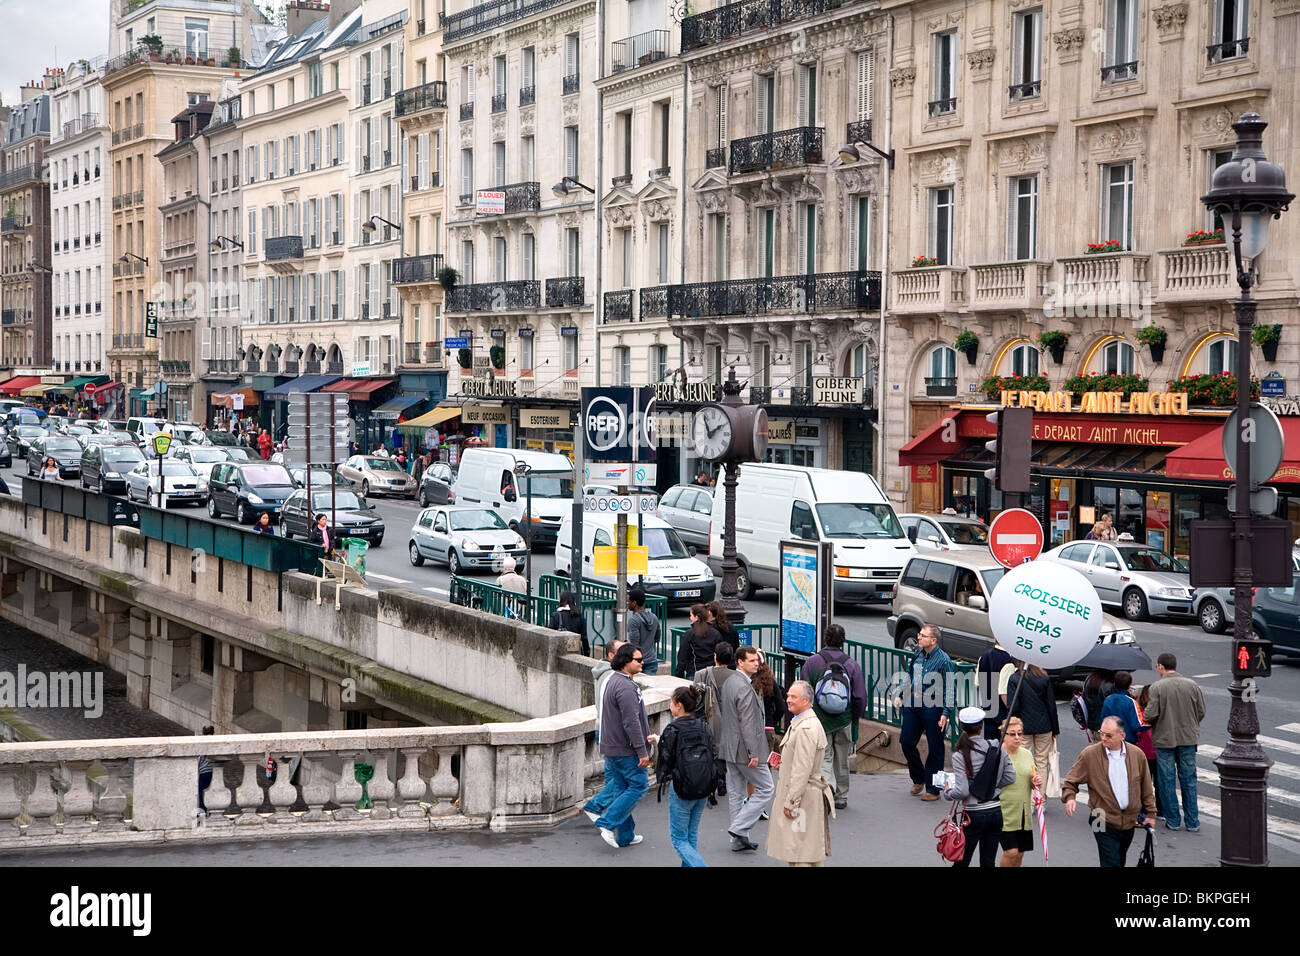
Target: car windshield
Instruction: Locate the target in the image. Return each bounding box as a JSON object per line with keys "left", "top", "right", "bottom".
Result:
{"left": 226, "top": 448, "right": 253, "bottom": 460}
{"left": 365, "top": 457, "right": 405, "bottom": 472}
{"left": 312, "top": 491, "right": 364, "bottom": 511}
{"left": 137, "top": 421, "right": 162, "bottom": 434}
{"left": 152, "top": 462, "right": 196, "bottom": 477}
{"left": 103, "top": 447, "right": 144, "bottom": 462}
{"left": 190, "top": 449, "right": 226, "bottom": 462}
{"left": 240, "top": 465, "right": 293, "bottom": 485}
{"left": 16, "top": 427, "right": 44, "bottom": 438}
{"left": 981, "top": 567, "right": 1008, "bottom": 594}
{"left": 450, "top": 510, "right": 507, "bottom": 531}
{"left": 644, "top": 527, "right": 690, "bottom": 560}
{"left": 815, "top": 503, "right": 904, "bottom": 538}
{"left": 1118, "top": 547, "right": 1187, "bottom": 573}
{"left": 940, "top": 520, "right": 988, "bottom": 545}
{"left": 46, "top": 439, "right": 81, "bottom": 453}
{"left": 526, "top": 473, "right": 574, "bottom": 499}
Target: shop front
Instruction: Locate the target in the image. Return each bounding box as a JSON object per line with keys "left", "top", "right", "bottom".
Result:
{"left": 322, "top": 378, "right": 397, "bottom": 453}
{"left": 516, "top": 406, "right": 576, "bottom": 455}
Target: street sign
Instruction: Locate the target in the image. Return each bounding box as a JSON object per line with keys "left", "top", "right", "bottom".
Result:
{"left": 1227, "top": 483, "right": 1279, "bottom": 516}
{"left": 1232, "top": 637, "right": 1272, "bottom": 678}
{"left": 581, "top": 386, "right": 656, "bottom": 464}
{"left": 1263, "top": 372, "right": 1286, "bottom": 397}
{"left": 594, "top": 545, "right": 648, "bottom": 576}
{"left": 286, "top": 393, "right": 350, "bottom": 465}
{"left": 583, "top": 462, "right": 658, "bottom": 487}
{"left": 1222, "top": 403, "right": 1285, "bottom": 484}
{"left": 155, "top": 378, "right": 168, "bottom": 396}
{"left": 145, "top": 302, "right": 159, "bottom": 338}
{"left": 988, "top": 507, "right": 1044, "bottom": 568}
{"left": 582, "top": 493, "right": 658, "bottom": 514}
{"left": 444, "top": 337, "right": 469, "bottom": 349}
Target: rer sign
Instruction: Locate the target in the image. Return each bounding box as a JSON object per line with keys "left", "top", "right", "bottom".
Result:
{"left": 988, "top": 507, "right": 1044, "bottom": 569}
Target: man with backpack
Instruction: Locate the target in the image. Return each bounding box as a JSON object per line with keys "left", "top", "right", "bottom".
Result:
{"left": 655, "top": 684, "right": 717, "bottom": 866}
{"left": 800, "top": 624, "right": 866, "bottom": 809}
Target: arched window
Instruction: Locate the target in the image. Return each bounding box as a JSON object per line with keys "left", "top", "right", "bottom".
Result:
{"left": 1009, "top": 342, "right": 1039, "bottom": 377}
{"left": 928, "top": 346, "right": 956, "bottom": 380}
{"left": 1206, "top": 336, "right": 1237, "bottom": 374}
{"left": 1101, "top": 340, "right": 1135, "bottom": 375}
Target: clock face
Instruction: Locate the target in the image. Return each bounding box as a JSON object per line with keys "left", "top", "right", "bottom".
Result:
{"left": 751, "top": 407, "right": 769, "bottom": 461}
{"left": 692, "top": 405, "right": 733, "bottom": 460}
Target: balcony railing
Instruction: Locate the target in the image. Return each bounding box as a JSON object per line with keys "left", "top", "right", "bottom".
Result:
{"left": 426, "top": 343, "right": 444, "bottom": 365}
{"left": 1207, "top": 38, "right": 1249, "bottom": 62}
{"left": 667, "top": 271, "right": 881, "bottom": 318}
{"left": 111, "top": 333, "right": 145, "bottom": 349}
{"left": 0, "top": 215, "right": 25, "bottom": 235}
{"left": 749, "top": 386, "right": 771, "bottom": 405}
{"left": 392, "top": 253, "right": 446, "bottom": 285}
{"left": 545, "top": 276, "right": 585, "bottom": 308}
{"left": 326, "top": 361, "right": 344, "bottom": 375}
{"left": 304, "top": 359, "right": 321, "bottom": 373}
{"left": 519, "top": 85, "right": 535, "bottom": 107}
{"left": 1101, "top": 61, "right": 1138, "bottom": 83}
{"left": 441, "top": 0, "right": 574, "bottom": 42}
{"left": 396, "top": 80, "right": 448, "bottom": 117}
{"left": 161, "top": 360, "right": 192, "bottom": 378}
{"left": 445, "top": 280, "right": 540, "bottom": 312}
{"left": 1008, "top": 80, "right": 1040, "bottom": 100}
{"left": 706, "top": 148, "right": 726, "bottom": 169}
{"left": 563, "top": 73, "right": 580, "bottom": 95}
{"left": 265, "top": 236, "right": 305, "bottom": 261}
{"left": 111, "top": 124, "right": 145, "bottom": 146}
{"left": 639, "top": 285, "right": 667, "bottom": 320}
{"left": 112, "top": 259, "right": 145, "bottom": 278}
{"left": 404, "top": 342, "right": 423, "bottom": 364}
{"left": 265, "top": 358, "right": 280, "bottom": 374}
{"left": 491, "top": 93, "right": 507, "bottom": 113}
{"left": 892, "top": 265, "right": 967, "bottom": 313}
{"left": 845, "top": 119, "right": 872, "bottom": 147}
{"left": 728, "top": 127, "right": 823, "bottom": 175}
{"left": 1058, "top": 252, "right": 1149, "bottom": 299}
{"left": 927, "top": 97, "right": 957, "bottom": 116}
{"left": 604, "top": 289, "right": 633, "bottom": 321}
{"left": 611, "top": 173, "right": 632, "bottom": 187}
{"left": 283, "top": 360, "right": 300, "bottom": 375}
{"left": 1158, "top": 245, "right": 1233, "bottom": 300}
{"left": 682, "top": 0, "right": 845, "bottom": 50}
{"left": 610, "top": 30, "right": 669, "bottom": 73}
{"left": 925, "top": 377, "right": 957, "bottom": 397}
{"left": 968, "top": 261, "right": 1051, "bottom": 312}
{"left": 460, "top": 102, "right": 474, "bottom": 121}
{"left": 0, "top": 164, "right": 42, "bottom": 190}
{"left": 484, "top": 181, "right": 541, "bottom": 214}
{"left": 0, "top": 310, "right": 16, "bottom": 326}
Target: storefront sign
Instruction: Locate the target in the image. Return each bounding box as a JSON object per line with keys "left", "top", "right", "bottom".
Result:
{"left": 657, "top": 413, "right": 690, "bottom": 440}
{"left": 461, "top": 378, "right": 517, "bottom": 398}
{"left": 525, "top": 439, "right": 545, "bottom": 449}
{"left": 1264, "top": 397, "right": 1300, "bottom": 415}
{"left": 490, "top": 328, "right": 506, "bottom": 339}
{"left": 1001, "top": 390, "right": 1191, "bottom": 415}
{"left": 519, "top": 408, "right": 569, "bottom": 429}
{"left": 768, "top": 419, "right": 796, "bottom": 445}
{"left": 964, "top": 412, "right": 1217, "bottom": 448}
{"left": 561, "top": 326, "right": 579, "bottom": 337}
{"left": 462, "top": 405, "right": 509, "bottom": 425}
{"left": 518, "top": 328, "right": 534, "bottom": 338}
{"left": 911, "top": 463, "right": 937, "bottom": 484}
{"left": 813, "top": 376, "right": 864, "bottom": 405}
{"left": 654, "top": 380, "right": 720, "bottom": 404}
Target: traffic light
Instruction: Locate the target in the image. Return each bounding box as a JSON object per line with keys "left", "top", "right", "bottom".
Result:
{"left": 984, "top": 407, "right": 1033, "bottom": 493}
{"left": 1231, "top": 637, "right": 1272, "bottom": 679}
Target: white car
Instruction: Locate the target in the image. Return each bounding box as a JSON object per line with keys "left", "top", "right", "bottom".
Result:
{"left": 124, "top": 460, "right": 208, "bottom": 507}
{"left": 408, "top": 505, "right": 528, "bottom": 575}
{"left": 898, "top": 513, "right": 990, "bottom": 551}
{"left": 162, "top": 422, "right": 208, "bottom": 445}
{"left": 1039, "top": 540, "right": 1195, "bottom": 621}
{"left": 555, "top": 512, "right": 716, "bottom": 607}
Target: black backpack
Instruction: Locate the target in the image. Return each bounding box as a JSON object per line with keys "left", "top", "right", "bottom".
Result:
{"left": 667, "top": 718, "right": 717, "bottom": 801}
{"left": 963, "top": 742, "right": 1004, "bottom": 803}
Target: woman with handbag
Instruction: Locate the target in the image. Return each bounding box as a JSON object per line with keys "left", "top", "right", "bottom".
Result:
{"left": 997, "top": 717, "right": 1041, "bottom": 867}
{"left": 942, "top": 707, "right": 1017, "bottom": 868}
{"left": 1006, "top": 664, "right": 1059, "bottom": 792}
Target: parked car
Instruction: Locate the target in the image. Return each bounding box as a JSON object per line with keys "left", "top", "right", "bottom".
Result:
{"left": 7, "top": 424, "right": 47, "bottom": 463}
{"left": 1038, "top": 540, "right": 1195, "bottom": 621}
{"left": 206, "top": 461, "right": 297, "bottom": 524}
{"left": 223, "top": 445, "right": 254, "bottom": 462}
{"left": 451, "top": 448, "right": 574, "bottom": 547}
{"left": 93, "top": 419, "right": 128, "bottom": 434}
{"left": 656, "top": 484, "right": 715, "bottom": 554}
{"left": 28, "top": 435, "right": 84, "bottom": 478}
{"left": 887, "top": 550, "right": 1137, "bottom": 676}
{"left": 205, "top": 429, "right": 239, "bottom": 446}
{"left": 161, "top": 422, "right": 207, "bottom": 445}
{"left": 77, "top": 430, "right": 133, "bottom": 449}
{"left": 407, "top": 505, "right": 527, "bottom": 575}
{"left": 1193, "top": 550, "right": 1300, "bottom": 633}
{"left": 898, "top": 512, "right": 990, "bottom": 551}
{"left": 336, "top": 454, "right": 418, "bottom": 498}
{"left": 125, "top": 460, "right": 208, "bottom": 507}
{"left": 418, "top": 461, "right": 457, "bottom": 507}
{"left": 555, "top": 512, "right": 716, "bottom": 607}
{"left": 56, "top": 424, "right": 94, "bottom": 440}
{"left": 281, "top": 488, "right": 385, "bottom": 545}
{"left": 174, "top": 445, "right": 236, "bottom": 471}
{"left": 80, "top": 441, "right": 146, "bottom": 493}
{"left": 1251, "top": 574, "right": 1300, "bottom": 656}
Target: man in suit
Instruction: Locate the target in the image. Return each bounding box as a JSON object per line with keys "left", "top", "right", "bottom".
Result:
{"left": 1062, "top": 715, "right": 1156, "bottom": 866}
{"left": 720, "top": 645, "right": 774, "bottom": 851}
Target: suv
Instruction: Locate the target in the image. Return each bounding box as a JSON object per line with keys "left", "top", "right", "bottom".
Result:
{"left": 80, "top": 441, "right": 145, "bottom": 493}
{"left": 206, "top": 461, "right": 296, "bottom": 524}
{"left": 887, "top": 550, "right": 1136, "bottom": 673}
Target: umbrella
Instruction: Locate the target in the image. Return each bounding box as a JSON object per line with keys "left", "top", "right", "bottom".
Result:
{"left": 1033, "top": 786, "right": 1049, "bottom": 864}
{"left": 1075, "top": 643, "right": 1153, "bottom": 672}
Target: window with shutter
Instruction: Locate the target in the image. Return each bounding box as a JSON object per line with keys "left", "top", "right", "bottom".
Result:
{"left": 419, "top": 133, "right": 430, "bottom": 190}
{"left": 565, "top": 34, "right": 579, "bottom": 79}
{"left": 494, "top": 141, "right": 506, "bottom": 187}
{"left": 715, "top": 85, "right": 728, "bottom": 147}
{"left": 565, "top": 127, "right": 578, "bottom": 179}
{"left": 461, "top": 149, "right": 473, "bottom": 197}
{"left": 370, "top": 264, "right": 381, "bottom": 318}
{"left": 401, "top": 136, "right": 409, "bottom": 193}
{"left": 522, "top": 232, "right": 534, "bottom": 279}
{"left": 856, "top": 52, "right": 873, "bottom": 120}
{"left": 797, "top": 65, "right": 816, "bottom": 126}
{"left": 755, "top": 76, "right": 770, "bottom": 134}
{"left": 351, "top": 191, "right": 360, "bottom": 246}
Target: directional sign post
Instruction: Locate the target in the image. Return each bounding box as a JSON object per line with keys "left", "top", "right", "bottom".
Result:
{"left": 286, "top": 391, "right": 351, "bottom": 535}
{"left": 988, "top": 507, "right": 1044, "bottom": 569}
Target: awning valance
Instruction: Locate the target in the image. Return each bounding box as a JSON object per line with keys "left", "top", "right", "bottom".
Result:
{"left": 397, "top": 404, "right": 463, "bottom": 432}
{"left": 21, "top": 382, "right": 61, "bottom": 397}
{"left": 263, "top": 374, "right": 341, "bottom": 400}
{"left": 322, "top": 377, "right": 395, "bottom": 397}
{"left": 0, "top": 376, "right": 42, "bottom": 396}
{"left": 371, "top": 394, "right": 425, "bottom": 418}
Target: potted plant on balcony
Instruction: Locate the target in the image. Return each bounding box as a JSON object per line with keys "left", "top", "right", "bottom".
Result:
{"left": 1038, "top": 329, "right": 1069, "bottom": 364}
{"left": 1063, "top": 371, "right": 1149, "bottom": 400}
{"left": 165, "top": 48, "right": 180, "bottom": 64}
{"left": 1169, "top": 372, "right": 1260, "bottom": 407}
{"left": 980, "top": 373, "right": 1049, "bottom": 401}
{"left": 954, "top": 329, "right": 978, "bottom": 365}
{"left": 1253, "top": 323, "right": 1282, "bottom": 362}
{"left": 911, "top": 255, "right": 938, "bottom": 268}
{"left": 1137, "top": 325, "right": 1167, "bottom": 363}
{"left": 185, "top": 53, "right": 196, "bottom": 65}
{"left": 437, "top": 266, "right": 460, "bottom": 290}
{"left": 228, "top": 46, "right": 242, "bottom": 67}
{"left": 1184, "top": 228, "right": 1225, "bottom": 246}
{"left": 140, "top": 34, "right": 163, "bottom": 60}
{"left": 490, "top": 344, "right": 506, "bottom": 374}
{"left": 457, "top": 347, "right": 472, "bottom": 370}
{"left": 1085, "top": 239, "right": 1123, "bottom": 255}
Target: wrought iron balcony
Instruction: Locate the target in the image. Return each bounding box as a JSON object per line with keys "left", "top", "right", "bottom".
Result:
{"left": 925, "top": 377, "right": 957, "bottom": 397}
{"left": 445, "top": 280, "right": 540, "bottom": 312}
{"left": 441, "top": 0, "right": 574, "bottom": 43}
{"left": 1101, "top": 61, "right": 1138, "bottom": 83}
{"left": 639, "top": 285, "right": 667, "bottom": 320}
{"left": 0, "top": 215, "right": 25, "bottom": 235}
{"left": 789, "top": 387, "right": 813, "bottom": 406}
{"left": 482, "top": 181, "right": 541, "bottom": 214}
{"left": 265, "top": 358, "right": 280, "bottom": 374}
{"left": 491, "top": 93, "right": 507, "bottom": 113}
{"left": 845, "top": 119, "right": 872, "bottom": 146}
{"left": 283, "top": 360, "right": 300, "bottom": 375}
{"left": 111, "top": 333, "right": 145, "bottom": 349}
{"left": 706, "top": 148, "right": 726, "bottom": 169}
{"left": 161, "top": 360, "right": 192, "bottom": 379}
{"left": 667, "top": 271, "right": 881, "bottom": 318}
{"left": 519, "top": 85, "right": 535, "bottom": 107}
{"left": 404, "top": 342, "right": 422, "bottom": 364}
{"left": 563, "top": 73, "right": 580, "bottom": 95}
{"left": 610, "top": 30, "right": 669, "bottom": 73}
{"left": 682, "top": 0, "right": 845, "bottom": 50}
{"left": 1207, "top": 38, "right": 1249, "bottom": 62}
{"left": 327, "top": 361, "right": 344, "bottom": 375}
{"left": 604, "top": 289, "right": 633, "bottom": 321}
{"left": 460, "top": 102, "right": 474, "bottom": 121}
{"left": 546, "top": 276, "right": 585, "bottom": 308}
{"left": 0, "top": 310, "right": 16, "bottom": 326}
{"left": 304, "top": 359, "right": 321, "bottom": 374}
{"left": 749, "top": 386, "right": 771, "bottom": 404}
{"left": 265, "top": 236, "right": 305, "bottom": 261}
{"left": 0, "top": 164, "right": 42, "bottom": 190}
{"left": 728, "top": 127, "right": 823, "bottom": 175}
{"left": 1008, "top": 80, "right": 1040, "bottom": 100}
{"left": 425, "top": 343, "right": 444, "bottom": 365}
{"left": 927, "top": 97, "right": 956, "bottom": 116}
{"left": 392, "top": 253, "right": 446, "bottom": 285}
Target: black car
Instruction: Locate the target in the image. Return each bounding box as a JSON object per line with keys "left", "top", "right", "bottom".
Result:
{"left": 418, "top": 461, "right": 456, "bottom": 507}
{"left": 1251, "top": 574, "right": 1300, "bottom": 656}
{"left": 206, "top": 461, "right": 297, "bottom": 524}
{"left": 280, "top": 488, "right": 385, "bottom": 545}
{"left": 80, "top": 441, "right": 146, "bottom": 493}
{"left": 28, "top": 435, "right": 84, "bottom": 478}
{"left": 7, "top": 424, "right": 46, "bottom": 463}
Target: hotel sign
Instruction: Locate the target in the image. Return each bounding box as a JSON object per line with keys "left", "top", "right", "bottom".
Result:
{"left": 813, "top": 376, "right": 864, "bottom": 405}
{"left": 1001, "top": 390, "right": 1191, "bottom": 416}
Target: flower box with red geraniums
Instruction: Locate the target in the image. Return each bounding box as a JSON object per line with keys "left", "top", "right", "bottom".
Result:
{"left": 1167, "top": 372, "right": 1260, "bottom": 407}
{"left": 1085, "top": 239, "right": 1123, "bottom": 255}
{"left": 1184, "top": 228, "right": 1225, "bottom": 246}
{"left": 980, "top": 373, "right": 1049, "bottom": 400}
{"left": 911, "top": 255, "right": 938, "bottom": 268}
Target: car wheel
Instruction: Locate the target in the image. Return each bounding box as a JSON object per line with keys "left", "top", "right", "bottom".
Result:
{"left": 419, "top": 490, "right": 429, "bottom": 507}
{"left": 362, "top": 479, "right": 370, "bottom": 496}
{"left": 236, "top": 501, "right": 251, "bottom": 525}
{"left": 896, "top": 624, "right": 920, "bottom": 653}
{"left": 448, "top": 549, "right": 461, "bottom": 576}
{"left": 280, "top": 516, "right": 292, "bottom": 539}
{"left": 409, "top": 541, "right": 425, "bottom": 566}
{"left": 372, "top": 536, "right": 383, "bottom": 547}
{"left": 207, "top": 497, "right": 220, "bottom": 519}
{"left": 1199, "top": 599, "right": 1226, "bottom": 634}
{"left": 1123, "top": 587, "right": 1149, "bottom": 622}
{"left": 734, "top": 561, "right": 754, "bottom": 600}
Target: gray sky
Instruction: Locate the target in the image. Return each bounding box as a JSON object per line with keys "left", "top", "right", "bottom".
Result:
{"left": 0, "top": 0, "right": 109, "bottom": 106}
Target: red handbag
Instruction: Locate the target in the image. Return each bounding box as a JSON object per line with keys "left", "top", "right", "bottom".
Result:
{"left": 934, "top": 803, "right": 967, "bottom": 862}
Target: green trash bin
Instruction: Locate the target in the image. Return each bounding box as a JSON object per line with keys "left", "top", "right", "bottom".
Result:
{"left": 341, "top": 537, "right": 369, "bottom": 578}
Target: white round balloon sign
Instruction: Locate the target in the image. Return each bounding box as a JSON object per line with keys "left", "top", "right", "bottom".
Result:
{"left": 989, "top": 560, "right": 1103, "bottom": 668}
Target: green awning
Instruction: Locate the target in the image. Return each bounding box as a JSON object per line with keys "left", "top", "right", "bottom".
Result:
{"left": 50, "top": 375, "right": 109, "bottom": 393}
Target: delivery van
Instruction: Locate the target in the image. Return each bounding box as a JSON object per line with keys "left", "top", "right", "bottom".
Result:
{"left": 555, "top": 512, "right": 716, "bottom": 607}
{"left": 451, "top": 448, "right": 574, "bottom": 548}
{"left": 708, "top": 463, "right": 915, "bottom": 604}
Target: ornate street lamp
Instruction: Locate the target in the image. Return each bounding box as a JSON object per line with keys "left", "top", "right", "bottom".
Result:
{"left": 1200, "top": 111, "right": 1293, "bottom": 868}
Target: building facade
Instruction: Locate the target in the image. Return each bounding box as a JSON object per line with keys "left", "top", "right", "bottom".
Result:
{"left": 201, "top": 87, "right": 247, "bottom": 424}
{"left": 1, "top": 80, "right": 53, "bottom": 368}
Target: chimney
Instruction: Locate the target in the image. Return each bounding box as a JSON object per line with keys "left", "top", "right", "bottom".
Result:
{"left": 287, "top": 0, "right": 332, "bottom": 37}
{"left": 328, "top": 0, "right": 363, "bottom": 31}
{"left": 20, "top": 80, "right": 43, "bottom": 103}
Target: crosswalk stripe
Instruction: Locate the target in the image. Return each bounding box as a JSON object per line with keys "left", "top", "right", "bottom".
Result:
{"left": 365, "top": 572, "right": 411, "bottom": 584}
{"left": 423, "top": 586, "right": 449, "bottom": 596}
{"left": 1192, "top": 673, "right": 1219, "bottom": 679}
{"left": 1277, "top": 723, "right": 1300, "bottom": 735}
{"left": 1199, "top": 745, "right": 1300, "bottom": 782}
{"left": 1256, "top": 735, "right": 1300, "bottom": 758}
{"left": 1196, "top": 768, "right": 1300, "bottom": 808}
{"left": 1195, "top": 794, "right": 1300, "bottom": 846}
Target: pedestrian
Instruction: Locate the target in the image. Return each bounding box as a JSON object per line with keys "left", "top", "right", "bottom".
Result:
{"left": 719, "top": 645, "right": 775, "bottom": 851}
{"left": 655, "top": 684, "right": 715, "bottom": 867}
{"left": 895, "top": 624, "right": 955, "bottom": 801}
{"left": 1081, "top": 668, "right": 1116, "bottom": 740}
{"left": 258, "top": 428, "right": 272, "bottom": 460}
{"left": 766, "top": 679, "right": 834, "bottom": 867}
{"left": 626, "top": 586, "right": 660, "bottom": 675}
{"left": 591, "top": 639, "right": 626, "bottom": 745}
{"left": 412, "top": 451, "right": 427, "bottom": 483}
{"left": 548, "top": 589, "right": 590, "bottom": 656}
{"left": 1062, "top": 715, "right": 1157, "bottom": 866}
{"left": 800, "top": 623, "right": 866, "bottom": 809}
{"left": 1005, "top": 663, "right": 1060, "bottom": 790}
{"left": 39, "top": 456, "right": 62, "bottom": 481}
{"left": 977, "top": 639, "right": 1016, "bottom": 740}
{"left": 943, "top": 706, "right": 1016, "bottom": 867}
{"left": 582, "top": 643, "right": 656, "bottom": 848}
{"left": 252, "top": 512, "right": 275, "bottom": 535}
{"left": 1100, "top": 671, "right": 1146, "bottom": 744}
{"left": 706, "top": 600, "right": 736, "bottom": 651}
{"left": 693, "top": 641, "right": 733, "bottom": 796}
{"left": 752, "top": 650, "right": 784, "bottom": 755}
{"left": 495, "top": 555, "right": 528, "bottom": 594}
{"left": 197, "top": 724, "right": 215, "bottom": 816}
{"left": 997, "top": 717, "right": 1041, "bottom": 868}
{"left": 1135, "top": 684, "right": 1163, "bottom": 819}
{"left": 308, "top": 513, "right": 333, "bottom": 556}
{"left": 373, "top": 444, "right": 390, "bottom": 459}
{"left": 1142, "top": 652, "right": 1206, "bottom": 832}
{"left": 674, "top": 603, "right": 721, "bottom": 679}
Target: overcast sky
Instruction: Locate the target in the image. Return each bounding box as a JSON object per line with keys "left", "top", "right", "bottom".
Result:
{"left": 0, "top": 0, "right": 108, "bottom": 106}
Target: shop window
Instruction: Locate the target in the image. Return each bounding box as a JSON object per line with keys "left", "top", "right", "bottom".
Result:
{"left": 1206, "top": 336, "right": 1237, "bottom": 374}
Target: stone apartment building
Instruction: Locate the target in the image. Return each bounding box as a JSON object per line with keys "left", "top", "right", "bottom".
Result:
{"left": 0, "top": 80, "right": 53, "bottom": 369}
{"left": 885, "top": 0, "right": 1300, "bottom": 554}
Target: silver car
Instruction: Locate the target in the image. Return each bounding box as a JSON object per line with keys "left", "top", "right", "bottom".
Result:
{"left": 407, "top": 505, "right": 528, "bottom": 576}
{"left": 124, "top": 460, "right": 208, "bottom": 507}
{"left": 1193, "top": 550, "right": 1300, "bottom": 633}
{"left": 656, "top": 484, "right": 714, "bottom": 553}
{"left": 899, "top": 513, "right": 990, "bottom": 551}
{"left": 337, "top": 454, "right": 418, "bottom": 498}
{"left": 1039, "top": 540, "right": 1195, "bottom": 621}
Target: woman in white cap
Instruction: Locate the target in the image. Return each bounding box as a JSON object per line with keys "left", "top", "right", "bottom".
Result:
{"left": 943, "top": 706, "right": 1017, "bottom": 867}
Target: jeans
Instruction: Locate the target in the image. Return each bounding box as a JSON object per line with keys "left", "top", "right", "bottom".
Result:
{"left": 642, "top": 662, "right": 659, "bottom": 675}
{"left": 1156, "top": 746, "right": 1198, "bottom": 829}
{"left": 725, "top": 761, "right": 774, "bottom": 837}
{"left": 668, "top": 789, "right": 708, "bottom": 867}
{"left": 586, "top": 756, "right": 648, "bottom": 846}
{"left": 1147, "top": 758, "right": 1163, "bottom": 817}
{"left": 954, "top": 806, "right": 1003, "bottom": 868}
{"left": 901, "top": 707, "right": 946, "bottom": 794}
{"left": 822, "top": 725, "right": 852, "bottom": 799}
{"left": 197, "top": 768, "right": 213, "bottom": 812}
{"left": 1094, "top": 825, "right": 1136, "bottom": 867}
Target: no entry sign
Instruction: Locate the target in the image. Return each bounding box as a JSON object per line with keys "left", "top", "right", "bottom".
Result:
{"left": 988, "top": 508, "right": 1044, "bottom": 568}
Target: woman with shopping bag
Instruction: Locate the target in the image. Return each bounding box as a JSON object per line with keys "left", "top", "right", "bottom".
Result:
{"left": 997, "top": 717, "right": 1041, "bottom": 867}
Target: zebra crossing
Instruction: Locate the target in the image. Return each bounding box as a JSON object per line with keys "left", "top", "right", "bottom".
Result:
{"left": 1193, "top": 723, "right": 1300, "bottom": 846}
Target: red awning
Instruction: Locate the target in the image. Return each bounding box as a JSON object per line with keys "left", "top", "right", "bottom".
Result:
{"left": 0, "top": 376, "right": 42, "bottom": 396}
{"left": 898, "top": 414, "right": 965, "bottom": 466}
{"left": 322, "top": 378, "right": 395, "bottom": 397}
{"left": 1166, "top": 416, "right": 1300, "bottom": 483}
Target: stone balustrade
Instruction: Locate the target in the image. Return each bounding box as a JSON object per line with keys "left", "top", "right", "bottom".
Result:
{"left": 968, "top": 260, "right": 1051, "bottom": 312}
{"left": 891, "top": 266, "right": 967, "bottom": 313}
{"left": 1158, "top": 245, "right": 1235, "bottom": 301}
{"left": 1058, "top": 252, "right": 1150, "bottom": 297}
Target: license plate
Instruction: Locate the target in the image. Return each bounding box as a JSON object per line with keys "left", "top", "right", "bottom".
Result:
{"left": 675, "top": 589, "right": 702, "bottom": 598}
{"left": 877, "top": 591, "right": 893, "bottom": 599}
{"left": 351, "top": 528, "right": 369, "bottom": 535}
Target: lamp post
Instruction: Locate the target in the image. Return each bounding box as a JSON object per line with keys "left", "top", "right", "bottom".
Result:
{"left": 1200, "top": 111, "right": 1293, "bottom": 868}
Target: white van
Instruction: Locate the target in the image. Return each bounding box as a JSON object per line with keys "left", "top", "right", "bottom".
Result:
{"left": 554, "top": 511, "right": 716, "bottom": 607}
{"left": 708, "top": 463, "right": 915, "bottom": 604}
{"left": 451, "top": 448, "right": 574, "bottom": 548}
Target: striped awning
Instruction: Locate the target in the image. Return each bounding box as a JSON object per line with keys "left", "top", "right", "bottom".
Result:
{"left": 20, "top": 382, "right": 60, "bottom": 397}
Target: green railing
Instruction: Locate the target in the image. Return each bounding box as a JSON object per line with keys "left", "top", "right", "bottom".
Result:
{"left": 537, "top": 573, "right": 669, "bottom": 639}
{"left": 449, "top": 575, "right": 621, "bottom": 650}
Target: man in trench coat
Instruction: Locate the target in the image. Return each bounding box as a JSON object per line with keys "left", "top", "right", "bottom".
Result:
{"left": 766, "top": 680, "right": 835, "bottom": 866}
